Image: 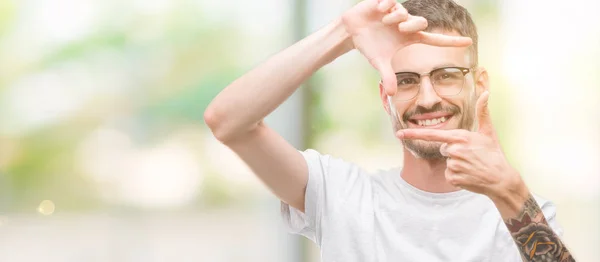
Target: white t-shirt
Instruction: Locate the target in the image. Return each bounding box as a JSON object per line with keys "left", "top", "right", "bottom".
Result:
{"left": 281, "top": 149, "right": 563, "bottom": 262}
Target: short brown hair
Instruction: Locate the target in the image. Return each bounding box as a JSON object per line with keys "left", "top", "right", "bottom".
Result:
{"left": 403, "top": 0, "right": 479, "bottom": 66}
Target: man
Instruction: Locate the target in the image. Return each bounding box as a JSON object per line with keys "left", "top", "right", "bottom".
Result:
{"left": 204, "top": 0, "right": 575, "bottom": 261}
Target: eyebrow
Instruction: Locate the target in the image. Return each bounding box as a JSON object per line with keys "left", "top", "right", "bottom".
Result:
{"left": 395, "top": 63, "right": 460, "bottom": 74}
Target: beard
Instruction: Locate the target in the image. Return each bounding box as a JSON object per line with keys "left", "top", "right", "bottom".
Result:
{"left": 390, "top": 98, "right": 476, "bottom": 159}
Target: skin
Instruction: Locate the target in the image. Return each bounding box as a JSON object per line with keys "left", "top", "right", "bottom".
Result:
{"left": 380, "top": 31, "right": 482, "bottom": 193}
{"left": 390, "top": 30, "right": 575, "bottom": 262}
{"left": 205, "top": 0, "right": 575, "bottom": 260}
{"left": 204, "top": 0, "right": 470, "bottom": 213}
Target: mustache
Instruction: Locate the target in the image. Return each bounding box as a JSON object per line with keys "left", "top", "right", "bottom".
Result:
{"left": 402, "top": 103, "right": 461, "bottom": 122}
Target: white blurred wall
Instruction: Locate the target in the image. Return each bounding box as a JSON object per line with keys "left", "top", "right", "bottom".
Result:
{"left": 500, "top": 0, "right": 600, "bottom": 260}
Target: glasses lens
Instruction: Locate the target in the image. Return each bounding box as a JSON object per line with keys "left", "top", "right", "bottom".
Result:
{"left": 395, "top": 73, "right": 420, "bottom": 100}
{"left": 431, "top": 68, "right": 466, "bottom": 96}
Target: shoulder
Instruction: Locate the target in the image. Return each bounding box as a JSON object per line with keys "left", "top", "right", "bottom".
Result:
{"left": 299, "top": 148, "right": 372, "bottom": 176}
{"left": 301, "top": 148, "right": 401, "bottom": 179}
{"left": 299, "top": 148, "right": 398, "bottom": 197}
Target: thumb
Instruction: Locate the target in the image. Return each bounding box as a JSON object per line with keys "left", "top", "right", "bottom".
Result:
{"left": 475, "top": 90, "right": 495, "bottom": 137}
{"left": 375, "top": 60, "right": 397, "bottom": 96}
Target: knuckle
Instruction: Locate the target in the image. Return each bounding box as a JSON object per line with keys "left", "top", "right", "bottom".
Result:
{"left": 454, "top": 130, "right": 470, "bottom": 143}
{"left": 448, "top": 144, "right": 465, "bottom": 155}
{"left": 397, "top": 11, "right": 408, "bottom": 21}
{"left": 455, "top": 129, "right": 469, "bottom": 136}
{"left": 444, "top": 169, "right": 454, "bottom": 180}
{"left": 446, "top": 174, "right": 459, "bottom": 186}
{"left": 448, "top": 179, "right": 458, "bottom": 186}
{"left": 398, "top": 24, "right": 411, "bottom": 33}
{"left": 446, "top": 160, "right": 461, "bottom": 171}
{"left": 446, "top": 147, "right": 459, "bottom": 157}
{"left": 419, "top": 17, "right": 428, "bottom": 28}
{"left": 396, "top": 5, "right": 408, "bottom": 16}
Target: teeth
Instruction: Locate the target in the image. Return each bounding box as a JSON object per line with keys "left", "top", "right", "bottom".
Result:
{"left": 417, "top": 116, "right": 448, "bottom": 126}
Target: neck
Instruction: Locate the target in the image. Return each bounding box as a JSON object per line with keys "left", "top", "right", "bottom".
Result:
{"left": 400, "top": 148, "right": 462, "bottom": 193}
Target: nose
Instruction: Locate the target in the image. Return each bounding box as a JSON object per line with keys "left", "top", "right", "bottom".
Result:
{"left": 415, "top": 76, "right": 442, "bottom": 109}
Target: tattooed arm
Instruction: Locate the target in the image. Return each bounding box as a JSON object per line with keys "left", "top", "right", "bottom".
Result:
{"left": 492, "top": 188, "right": 575, "bottom": 262}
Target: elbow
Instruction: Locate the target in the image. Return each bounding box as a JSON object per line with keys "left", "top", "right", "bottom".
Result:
{"left": 203, "top": 106, "right": 220, "bottom": 132}
{"left": 203, "top": 107, "right": 242, "bottom": 143}
{"left": 204, "top": 107, "right": 228, "bottom": 142}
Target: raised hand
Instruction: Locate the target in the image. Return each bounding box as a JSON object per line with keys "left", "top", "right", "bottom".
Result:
{"left": 342, "top": 0, "right": 473, "bottom": 96}
{"left": 396, "top": 91, "right": 522, "bottom": 198}
{"left": 397, "top": 92, "right": 577, "bottom": 262}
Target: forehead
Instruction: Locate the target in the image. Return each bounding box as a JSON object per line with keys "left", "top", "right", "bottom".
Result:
{"left": 391, "top": 30, "right": 470, "bottom": 73}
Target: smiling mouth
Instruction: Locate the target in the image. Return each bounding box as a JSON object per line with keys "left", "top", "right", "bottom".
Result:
{"left": 408, "top": 115, "right": 453, "bottom": 127}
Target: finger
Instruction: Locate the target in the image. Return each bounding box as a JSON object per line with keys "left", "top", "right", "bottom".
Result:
{"left": 439, "top": 142, "right": 449, "bottom": 157}
{"left": 476, "top": 90, "right": 495, "bottom": 137}
{"left": 398, "top": 15, "right": 428, "bottom": 33}
{"left": 377, "top": 0, "right": 396, "bottom": 13}
{"left": 376, "top": 60, "right": 397, "bottom": 96}
{"left": 446, "top": 158, "right": 467, "bottom": 172}
{"left": 444, "top": 169, "right": 461, "bottom": 187}
{"left": 416, "top": 31, "right": 473, "bottom": 47}
{"left": 444, "top": 143, "right": 469, "bottom": 160}
{"left": 444, "top": 169, "right": 472, "bottom": 189}
{"left": 396, "top": 129, "right": 469, "bottom": 143}
{"left": 382, "top": 5, "right": 408, "bottom": 25}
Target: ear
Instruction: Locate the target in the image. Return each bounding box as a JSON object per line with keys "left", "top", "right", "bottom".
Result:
{"left": 473, "top": 67, "right": 489, "bottom": 97}
{"left": 379, "top": 81, "right": 391, "bottom": 115}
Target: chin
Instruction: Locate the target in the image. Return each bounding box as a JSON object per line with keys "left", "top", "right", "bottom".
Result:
{"left": 404, "top": 140, "right": 445, "bottom": 159}
{"left": 398, "top": 116, "right": 461, "bottom": 159}
{"left": 393, "top": 111, "right": 471, "bottom": 159}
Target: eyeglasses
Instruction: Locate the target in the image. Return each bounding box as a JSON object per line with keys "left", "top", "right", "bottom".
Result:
{"left": 392, "top": 67, "right": 474, "bottom": 101}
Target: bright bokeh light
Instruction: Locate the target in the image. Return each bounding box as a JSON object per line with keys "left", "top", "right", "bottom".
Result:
{"left": 37, "top": 200, "right": 56, "bottom": 216}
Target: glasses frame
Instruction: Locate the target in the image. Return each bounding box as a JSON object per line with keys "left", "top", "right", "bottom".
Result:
{"left": 391, "top": 66, "right": 476, "bottom": 101}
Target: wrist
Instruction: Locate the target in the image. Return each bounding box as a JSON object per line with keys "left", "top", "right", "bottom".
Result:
{"left": 307, "top": 17, "right": 354, "bottom": 67}
{"left": 331, "top": 17, "right": 355, "bottom": 54}
{"left": 489, "top": 173, "right": 531, "bottom": 217}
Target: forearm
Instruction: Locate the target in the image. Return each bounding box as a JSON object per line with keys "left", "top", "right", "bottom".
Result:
{"left": 491, "top": 186, "right": 575, "bottom": 262}
{"left": 204, "top": 18, "right": 353, "bottom": 142}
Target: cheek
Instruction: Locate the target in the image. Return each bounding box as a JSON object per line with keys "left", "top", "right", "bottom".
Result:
{"left": 460, "top": 96, "right": 478, "bottom": 116}
{"left": 388, "top": 100, "right": 410, "bottom": 119}
{"left": 447, "top": 95, "right": 472, "bottom": 114}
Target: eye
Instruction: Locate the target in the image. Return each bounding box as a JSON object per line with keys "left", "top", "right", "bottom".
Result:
{"left": 433, "top": 69, "right": 462, "bottom": 82}
{"left": 398, "top": 77, "right": 418, "bottom": 85}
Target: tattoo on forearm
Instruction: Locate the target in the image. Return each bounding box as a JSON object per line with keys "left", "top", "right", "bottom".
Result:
{"left": 504, "top": 194, "right": 575, "bottom": 262}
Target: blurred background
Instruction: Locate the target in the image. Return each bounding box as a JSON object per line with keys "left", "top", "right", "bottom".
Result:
{"left": 0, "top": 0, "right": 598, "bottom": 261}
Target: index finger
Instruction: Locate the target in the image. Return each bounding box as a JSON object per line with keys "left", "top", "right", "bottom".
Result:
{"left": 376, "top": 60, "right": 397, "bottom": 96}
{"left": 396, "top": 129, "right": 469, "bottom": 143}
{"left": 417, "top": 31, "right": 473, "bottom": 47}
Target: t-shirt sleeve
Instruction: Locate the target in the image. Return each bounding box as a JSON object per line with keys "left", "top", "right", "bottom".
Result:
{"left": 535, "top": 194, "right": 564, "bottom": 238}
{"left": 280, "top": 149, "right": 369, "bottom": 245}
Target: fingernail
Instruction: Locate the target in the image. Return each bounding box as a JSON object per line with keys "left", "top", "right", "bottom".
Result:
{"left": 396, "top": 131, "right": 404, "bottom": 138}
